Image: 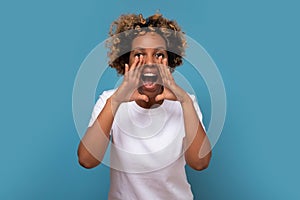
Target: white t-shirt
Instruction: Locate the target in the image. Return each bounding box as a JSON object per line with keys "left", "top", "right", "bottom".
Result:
{"left": 88, "top": 89, "right": 204, "bottom": 200}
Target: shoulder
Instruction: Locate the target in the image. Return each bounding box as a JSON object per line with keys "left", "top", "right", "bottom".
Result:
{"left": 87, "top": 88, "right": 117, "bottom": 127}
{"left": 95, "top": 88, "right": 117, "bottom": 103}
{"left": 187, "top": 93, "right": 198, "bottom": 103}
{"left": 93, "top": 88, "right": 117, "bottom": 112}
{"left": 98, "top": 89, "right": 117, "bottom": 99}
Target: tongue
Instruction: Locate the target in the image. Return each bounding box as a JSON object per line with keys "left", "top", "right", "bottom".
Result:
{"left": 143, "top": 81, "right": 156, "bottom": 89}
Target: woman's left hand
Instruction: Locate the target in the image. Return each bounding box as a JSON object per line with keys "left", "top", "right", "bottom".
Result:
{"left": 155, "top": 57, "right": 190, "bottom": 103}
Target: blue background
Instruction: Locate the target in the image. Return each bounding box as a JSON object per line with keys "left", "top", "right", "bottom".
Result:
{"left": 1, "top": 0, "right": 299, "bottom": 199}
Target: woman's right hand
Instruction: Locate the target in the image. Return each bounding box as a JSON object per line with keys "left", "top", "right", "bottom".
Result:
{"left": 111, "top": 55, "right": 149, "bottom": 105}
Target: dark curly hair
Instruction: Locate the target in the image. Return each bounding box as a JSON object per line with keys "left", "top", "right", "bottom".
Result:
{"left": 106, "top": 13, "right": 187, "bottom": 75}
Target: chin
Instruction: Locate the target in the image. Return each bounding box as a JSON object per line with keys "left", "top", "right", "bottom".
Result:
{"left": 139, "top": 85, "right": 163, "bottom": 99}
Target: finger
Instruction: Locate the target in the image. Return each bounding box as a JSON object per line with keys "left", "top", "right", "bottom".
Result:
{"left": 124, "top": 63, "right": 129, "bottom": 74}
{"left": 158, "top": 55, "right": 163, "bottom": 64}
{"left": 124, "top": 63, "right": 129, "bottom": 81}
{"left": 135, "top": 55, "right": 144, "bottom": 78}
{"left": 137, "top": 55, "right": 143, "bottom": 68}
{"left": 157, "top": 56, "right": 164, "bottom": 83}
{"left": 157, "top": 56, "right": 165, "bottom": 75}
{"left": 162, "top": 58, "right": 168, "bottom": 67}
{"left": 162, "top": 58, "right": 170, "bottom": 76}
{"left": 157, "top": 60, "right": 168, "bottom": 84}
{"left": 132, "top": 90, "right": 149, "bottom": 102}
{"left": 130, "top": 55, "right": 139, "bottom": 71}
{"left": 162, "top": 58, "right": 174, "bottom": 82}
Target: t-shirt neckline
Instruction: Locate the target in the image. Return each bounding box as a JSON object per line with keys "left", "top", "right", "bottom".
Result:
{"left": 131, "top": 100, "right": 170, "bottom": 114}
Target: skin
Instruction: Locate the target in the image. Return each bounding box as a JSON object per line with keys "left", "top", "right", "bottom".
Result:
{"left": 77, "top": 32, "right": 212, "bottom": 170}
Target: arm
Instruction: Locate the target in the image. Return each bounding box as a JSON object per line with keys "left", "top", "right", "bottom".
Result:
{"left": 156, "top": 58, "right": 212, "bottom": 171}
{"left": 77, "top": 56, "right": 147, "bottom": 169}
{"left": 181, "top": 95, "right": 212, "bottom": 170}
{"left": 77, "top": 97, "right": 117, "bottom": 169}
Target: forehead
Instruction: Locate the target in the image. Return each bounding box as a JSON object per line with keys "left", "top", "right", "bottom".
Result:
{"left": 131, "top": 32, "right": 166, "bottom": 50}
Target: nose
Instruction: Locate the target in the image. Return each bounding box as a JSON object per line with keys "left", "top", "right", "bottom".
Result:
{"left": 144, "top": 55, "right": 154, "bottom": 65}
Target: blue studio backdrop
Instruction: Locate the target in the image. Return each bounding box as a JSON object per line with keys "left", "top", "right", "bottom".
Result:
{"left": 0, "top": 0, "right": 299, "bottom": 199}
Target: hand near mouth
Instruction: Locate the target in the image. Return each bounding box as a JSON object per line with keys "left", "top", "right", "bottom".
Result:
{"left": 155, "top": 57, "right": 190, "bottom": 103}
{"left": 112, "top": 55, "right": 149, "bottom": 104}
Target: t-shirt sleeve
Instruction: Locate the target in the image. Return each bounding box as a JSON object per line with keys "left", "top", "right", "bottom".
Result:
{"left": 188, "top": 94, "right": 206, "bottom": 131}
{"left": 88, "top": 89, "right": 116, "bottom": 128}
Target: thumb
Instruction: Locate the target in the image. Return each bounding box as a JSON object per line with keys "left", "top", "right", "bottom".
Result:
{"left": 137, "top": 94, "right": 149, "bottom": 102}
{"left": 155, "top": 94, "right": 164, "bottom": 102}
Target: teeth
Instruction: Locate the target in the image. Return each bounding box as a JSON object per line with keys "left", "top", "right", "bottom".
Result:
{"left": 143, "top": 73, "right": 156, "bottom": 77}
{"left": 141, "top": 73, "right": 158, "bottom": 82}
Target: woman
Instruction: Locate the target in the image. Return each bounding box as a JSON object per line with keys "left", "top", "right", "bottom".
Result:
{"left": 77, "top": 13, "right": 212, "bottom": 200}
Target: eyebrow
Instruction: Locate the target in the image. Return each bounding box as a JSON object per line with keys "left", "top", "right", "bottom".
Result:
{"left": 132, "top": 47, "right": 167, "bottom": 51}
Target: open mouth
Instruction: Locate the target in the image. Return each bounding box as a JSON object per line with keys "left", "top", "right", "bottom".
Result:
{"left": 141, "top": 73, "right": 158, "bottom": 83}
{"left": 141, "top": 72, "right": 159, "bottom": 90}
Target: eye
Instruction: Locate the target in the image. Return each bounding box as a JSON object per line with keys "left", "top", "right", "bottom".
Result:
{"left": 134, "top": 53, "right": 143, "bottom": 58}
{"left": 155, "top": 53, "right": 165, "bottom": 58}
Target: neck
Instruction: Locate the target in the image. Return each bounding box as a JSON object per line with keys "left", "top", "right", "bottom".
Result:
{"left": 135, "top": 97, "right": 164, "bottom": 109}
{"left": 136, "top": 85, "right": 164, "bottom": 109}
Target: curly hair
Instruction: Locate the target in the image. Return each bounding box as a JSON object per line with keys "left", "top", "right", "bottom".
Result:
{"left": 106, "top": 13, "right": 187, "bottom": 75}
